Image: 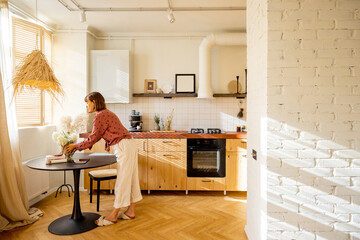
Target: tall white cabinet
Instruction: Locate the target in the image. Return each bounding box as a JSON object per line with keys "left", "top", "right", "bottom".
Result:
{"left": 90, "top": 50, "right": 131, "bottom": 103}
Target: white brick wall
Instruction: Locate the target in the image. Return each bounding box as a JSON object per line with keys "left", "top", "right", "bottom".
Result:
{"left": 265, "top": 0, "right": 360, "bottom": 238}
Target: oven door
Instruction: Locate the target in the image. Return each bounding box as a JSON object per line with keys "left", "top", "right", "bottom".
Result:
{"left": 187, "top": 147, "right": 225, "bottom": 177}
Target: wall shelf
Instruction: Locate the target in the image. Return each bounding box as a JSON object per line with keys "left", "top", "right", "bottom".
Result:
{"left": 132, "top": 93, "right": 246, "bottom": 99}
{"left": 133, "top": 93, "right": 197, "bottom": 98}
{"left": 213, "top": 93, "right": 247, "bottom": 99}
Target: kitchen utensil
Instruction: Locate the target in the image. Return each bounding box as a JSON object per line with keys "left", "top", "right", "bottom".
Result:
{"left": 228, "top": 80, "right": 241, "bottom": 94}
{"left": 237, "top": 108, "right": 244, "bottom": 118}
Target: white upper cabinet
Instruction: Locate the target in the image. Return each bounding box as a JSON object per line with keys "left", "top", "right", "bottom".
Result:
{"left": 90, "top": 50, "right": 131, "bottom": 103}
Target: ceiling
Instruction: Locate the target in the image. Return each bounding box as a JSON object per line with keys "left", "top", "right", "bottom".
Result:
{"left": 9, "top": 0, "right": 246, "bottom": 35}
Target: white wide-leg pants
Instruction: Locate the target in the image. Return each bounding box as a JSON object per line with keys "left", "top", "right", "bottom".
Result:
{"left": 113, "top": 138, "right": 143, "bottom": 208}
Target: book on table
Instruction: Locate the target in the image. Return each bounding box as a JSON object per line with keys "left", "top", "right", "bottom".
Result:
{"left": 46, "top": 154, "right": 67, "bottom": 164}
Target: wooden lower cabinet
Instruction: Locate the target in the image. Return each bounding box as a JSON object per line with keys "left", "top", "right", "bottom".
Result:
{"left": 83, "top": 137, "right": 247, "bottom": 192}
{"left": 148, "top": 152, "right": 186, "bottom": 190}
{"left": 226, "top": 139, "right": 247, "bottom": 191}
{"left": 226, "top": 151, "right": 247, "bottom": 191}
{"left": 187, "top": 177, "right": 225, "bottom": 191}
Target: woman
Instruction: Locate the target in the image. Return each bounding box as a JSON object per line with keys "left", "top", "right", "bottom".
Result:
{"left": 65, "top": 92, "right": 142, "bottom": 226}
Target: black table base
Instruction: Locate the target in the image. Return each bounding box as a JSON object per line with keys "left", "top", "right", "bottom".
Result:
{"left": 48, "top": 212, "right": 100, "bottom": 235}
{"left": 50, "top": 169, "right": 100, "bottom": 235}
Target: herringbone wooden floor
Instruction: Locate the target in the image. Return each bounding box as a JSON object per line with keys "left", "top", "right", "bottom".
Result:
{"left": 0, "top": 190, "right": 247, "bottom": 240}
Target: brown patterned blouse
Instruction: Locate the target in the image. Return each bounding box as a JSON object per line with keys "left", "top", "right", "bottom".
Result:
{"left": 75, "top": 109, "right": 131, "bottom": 152}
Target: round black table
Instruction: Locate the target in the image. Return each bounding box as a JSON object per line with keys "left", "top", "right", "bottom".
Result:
{"left": 26, "top": 152, "right": 117, "bottom": 235}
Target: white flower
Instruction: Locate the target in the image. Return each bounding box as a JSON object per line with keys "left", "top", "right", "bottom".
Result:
{"left": 71, "top": 113, "right": 89, "bottom": 133}
{"left": 70, "top": 133, "right": 77, "bottom": 143}
{"left": 57, "top": 135, "right": 68, "bottom": 147}
{"left": 60, "top": 116, "right": 72, "bottom": 133}
{"left": 53, "top": 113, "right": 88, "bottom": 148}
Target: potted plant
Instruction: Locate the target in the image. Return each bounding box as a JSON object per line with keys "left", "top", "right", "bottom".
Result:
{"left": 154, "top": 114, "right": 160, "bottom": 130}
{"left": 166, "top": 109, "right": 174, "bottom": 131}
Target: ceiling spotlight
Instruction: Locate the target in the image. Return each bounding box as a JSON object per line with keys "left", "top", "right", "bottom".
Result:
{"left": 168, "top": 9, "right": 175, "bottom": 23}
{"left": 80, "top": 10, "right": 86, "bottom": 23}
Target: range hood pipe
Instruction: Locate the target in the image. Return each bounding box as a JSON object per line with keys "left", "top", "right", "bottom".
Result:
{"left": 198, "top": 33, "right": 246, "bottom": 99}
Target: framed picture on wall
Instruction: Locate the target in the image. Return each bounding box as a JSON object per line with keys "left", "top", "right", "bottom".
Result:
{"left": 144, "top": 79, "right": 157, "bottom": 93}
{"left": 175, "top": 74, "right": 195, "bottom": 93}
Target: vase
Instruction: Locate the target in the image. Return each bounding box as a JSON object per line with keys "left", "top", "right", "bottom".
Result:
{"left": 166, "top": 120, "right": 172, "bottom": 131}
{"left": 154, "top": 123, "right": 160, "bottom": 131}
{"left": 62, "top": 144, "right": 74, "bottom": 163}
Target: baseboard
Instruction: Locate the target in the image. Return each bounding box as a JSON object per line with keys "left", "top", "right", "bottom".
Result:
{"left": 29, "top": 187, "right": 57, "bottom": 206}
{"left": 29, "top": 187, "right": 88, "bottom": 206}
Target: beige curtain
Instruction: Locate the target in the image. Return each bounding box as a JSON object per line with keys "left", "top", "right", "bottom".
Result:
{"left": 0, "top": 0, "right": 42, "bottom": 231}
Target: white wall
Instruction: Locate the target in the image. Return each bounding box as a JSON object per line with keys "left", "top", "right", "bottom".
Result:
{"left": 264, "top": 0, "right": 360, "bottom": 239}
{"left": 246, "top": 0, "right": 268, "bottom": 239}
{"left": 18, "top": 125, "right": 62, "bottom": 191}
{"left": 95, "top": 37, "right": 245, "bottom": 94}
{"left": 93, "top": 36, "right": 247, "bottom": 132}
{"left": 53, "top": 32, "right": 88, "bottom": 120}
{"left": 212, "top": 45, "right": 247, "bottom": 93}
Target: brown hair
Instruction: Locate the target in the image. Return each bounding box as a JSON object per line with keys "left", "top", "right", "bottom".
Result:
{"left": 84, "top": 92, "right": 106, "bottom": 111}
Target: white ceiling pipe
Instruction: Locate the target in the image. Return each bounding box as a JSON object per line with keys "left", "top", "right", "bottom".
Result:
{"left": 198, "top": 33, "right": 246, "bottom": 98}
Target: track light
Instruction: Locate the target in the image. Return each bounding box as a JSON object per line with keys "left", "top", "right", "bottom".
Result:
{"left": 80, "top": 10, "right": 86, "bottom": 23}
{"left": 167, "top": 9, "right": 175, "bottom": 23}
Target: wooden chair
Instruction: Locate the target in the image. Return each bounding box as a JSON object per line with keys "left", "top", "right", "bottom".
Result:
{"left": 88, "top": 169, "right": 117, "bottom": 211}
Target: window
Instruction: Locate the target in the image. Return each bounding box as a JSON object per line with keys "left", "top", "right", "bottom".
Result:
{"left": 12, "top": 17, "right": 53, "bottom": 126}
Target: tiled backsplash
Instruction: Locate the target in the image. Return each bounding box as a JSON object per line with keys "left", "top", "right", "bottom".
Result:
{"left": 107, "top": 97, "right": 247, "bottom": 132}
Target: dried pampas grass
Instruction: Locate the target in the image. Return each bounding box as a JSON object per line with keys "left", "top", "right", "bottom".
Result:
{"left": 12, "top": 50, "right": 63, "bottom": 99}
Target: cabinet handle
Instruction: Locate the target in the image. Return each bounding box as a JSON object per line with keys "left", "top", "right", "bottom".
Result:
{"left": 143, "top": 141, "right": 145, "bottom": 151}
{"left": 163, "top": 154, "right": 173, "bottom": 157}
{"left": 162, "top": 141, "right": 173, "bottom": 143}
{"left": 201, "top": 180, "right": 211, "bottom": 182}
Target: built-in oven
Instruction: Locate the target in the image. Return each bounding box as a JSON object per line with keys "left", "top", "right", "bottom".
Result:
{"left": 187, "top": 138, "right": 226, "bottom": 178}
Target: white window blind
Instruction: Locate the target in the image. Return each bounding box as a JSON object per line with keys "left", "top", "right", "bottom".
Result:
{"left": 12, "top": 17, "right": 53, "bottom": 126}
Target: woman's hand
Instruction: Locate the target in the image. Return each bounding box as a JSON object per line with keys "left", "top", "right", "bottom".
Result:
{"left": 64, "top": 144, "right": 76, "bottom": 155}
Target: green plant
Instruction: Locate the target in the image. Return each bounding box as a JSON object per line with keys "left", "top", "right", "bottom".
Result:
{"left": 154, "top": 114, "right": 160, "bottom": 124}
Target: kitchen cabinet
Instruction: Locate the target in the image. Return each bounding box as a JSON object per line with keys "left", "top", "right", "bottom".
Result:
{"left": 226, "top": 139, "right": 247, "bottom": 191}
{"left": 187, "top": 177, "right": 225, "bottom": 191}
{"left": 90, "top": 50, "right": 131, "bottom": 103}
{"left": 83, "top": 135, "right": 247, "bottom": 193}
{"left": 147, "top": 139, "right": 187, "bottom": 191}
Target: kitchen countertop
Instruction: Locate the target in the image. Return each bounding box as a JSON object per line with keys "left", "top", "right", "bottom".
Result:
{"left": 79, "top": 131, "right": 247, "bottom": 139}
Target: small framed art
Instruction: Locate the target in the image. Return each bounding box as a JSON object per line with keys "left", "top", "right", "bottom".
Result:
{"left": 144, "top": 79, "right": 157, "bottom": 93}
{"left": 175, "top": 74, "right": 195, "bottom": 94}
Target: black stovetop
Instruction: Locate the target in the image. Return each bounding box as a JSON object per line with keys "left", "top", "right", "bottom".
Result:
{"left": 190, "top": 128, "right": 222, "bottom": 134}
